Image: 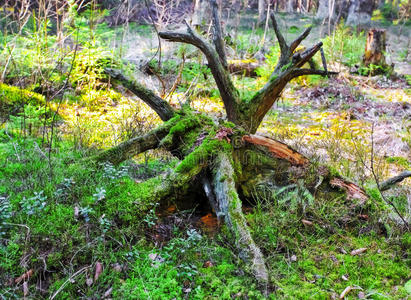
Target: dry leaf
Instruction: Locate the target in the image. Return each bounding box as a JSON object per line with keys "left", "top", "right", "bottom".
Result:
{"left": 23, "top": 281, "right": 29, "bottom": 297}
{"left": 94, "top": 262, "right": 103, "bottom": 282}
{"left": 340, "top": 286, "right": 352, "bottom": 299}
{"left": 112, "top": 263, "right": 122, "bottom": 272}
{"left": 357, "top": 214, "right": 369, "bottom": 220}
{"left": 74, "top": 206, "right": 80, "bottom": 219}
{"left": 202, "top": 261, "right": 214, "bottom": 268}
{"left": 302, "top": 219, "right": 313, "bottom": 226}
{"left": 104, "top": 287, "right": 113, "bottom": 298}
{"left": 350, "top": 248, "right": 367, "bottom": 256}
{"left": 290, "top": 255, "right": 297, "bottom": 262}
{"left": 15, "top": 269, "right": 34, "bottom": 284}
{"left": 342, "top": 274, "right": 349, "bottom": 281}
{"left": 86, "top": 278, "right": 93, "bottom": 287}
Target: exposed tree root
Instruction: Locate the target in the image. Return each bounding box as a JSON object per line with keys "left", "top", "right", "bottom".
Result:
{"left": 242, "top": 134, "right": 308, "bottom": 166}
{"left": 91, "top": 119, "right": 177, "bottom": 164}
{"left": 212, "top": 152, "right": 269, "bottom": 285}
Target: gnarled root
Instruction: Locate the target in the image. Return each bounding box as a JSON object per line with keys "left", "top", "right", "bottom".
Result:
{"left": 212, "top": 152, "right": 269, "bottom": 285}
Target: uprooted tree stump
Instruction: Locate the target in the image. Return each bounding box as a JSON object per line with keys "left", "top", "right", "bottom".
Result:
{"left": 88, "top": 0, "right": 368, "bottom": 288}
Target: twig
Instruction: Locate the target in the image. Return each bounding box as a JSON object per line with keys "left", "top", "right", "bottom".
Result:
{"left": 369, "top": 124, "right": 409, "bottom": 229}
{"left": 49, "top": 266, "right": 91, "bottom": 300}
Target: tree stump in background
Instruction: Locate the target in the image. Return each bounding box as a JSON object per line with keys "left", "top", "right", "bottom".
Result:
{"left": 362, "top": 28, "right": 392, "bottom": 75}
{"left": 363, "top": 29, "right": 387, "bottom": 67}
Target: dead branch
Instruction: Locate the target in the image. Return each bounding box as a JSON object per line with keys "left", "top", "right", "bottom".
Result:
{"left": 380, "top": 171, "right": 411, "bottom": 191}
{"left": 211, "top": 0, "right": 227, "bottom": 69}
{"left": 92, "top": 122, "right": 174, "bottom": 164}
{"left": 105, "top": 68, "right": 175, "bottom": 121}
{"left": 159, "top": 21, "right": 240, "bottom": 122}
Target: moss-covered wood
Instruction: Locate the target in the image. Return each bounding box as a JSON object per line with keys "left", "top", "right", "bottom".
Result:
{"left": 90, "top": 2, "right": 365, "bottom": 287}
{"left": 212, "top": 152, "right": 269, "bottom": 285}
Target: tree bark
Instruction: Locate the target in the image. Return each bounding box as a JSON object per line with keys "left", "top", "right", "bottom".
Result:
{"left": 363, "top": 29, "right": 387, "bottom": 67}
{"left": 257, "top": 0, "right": 266, "bottom": 27}
{"left": 346, "top": 0, "right": 375, "bottom": 26}
{"left": 212, "top": 152, "right": 269, "bottom": 285}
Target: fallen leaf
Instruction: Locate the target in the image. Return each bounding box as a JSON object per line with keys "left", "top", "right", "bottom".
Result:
{"left": 342, "top": 274, "right": 349, "bottom": 281}
{"left": 15, "top": 269, "right": 34, "bottom": 284}
{"left": 290, "top": 255, "right": 297, "bottom": 262}
{"left": 202, "top": 261, "right": 214, "bottom": 268}
{"left": 94, "top": 262, "right": 103, "bottom": 282}
{"left": 74, "top": 206, "right": 79, "bottom": 219}
{"left": 340, "top": 286, "right": 352, "bottom": 299}
{"left": 23, "top": 281, "right": 29, "bottom": 297}
{"left": 112, "top": 263, "right": 122, "bottom": 272}
{"left": 302, "top": 219, "right": 313, "bottom": 226}
{"left": 104, "top": 287, "right": 113, "bottom": 298}
{"left": 357, "top": 214, "right": 369, "bottom": 220}
{"left": 350, "top": 248, "right": 367, "bottom": 256}
{"left": 86, "top": 278, "right": 93, "bottom": 287}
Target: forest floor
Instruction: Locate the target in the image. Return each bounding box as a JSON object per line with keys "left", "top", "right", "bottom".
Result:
{"left": 1, "top": 10, "right": 410, "bottom": 299}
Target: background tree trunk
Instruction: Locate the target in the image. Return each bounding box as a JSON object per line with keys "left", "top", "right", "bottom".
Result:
{"left": 346, "top": 0, "right": 375, "bottom": 26}
{"left": 257, "top": 0, "right": 266, "bottom": 26}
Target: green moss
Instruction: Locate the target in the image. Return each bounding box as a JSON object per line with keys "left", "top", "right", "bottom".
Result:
{"left": 175, "top": 138, "right": 231, "bottom": 173}
{"left": 280, "top": 63, "right": 292, "bottom": 72}
{"left": 386, "top": 156, "right": 410, "bottom": 168}
{"left": 0, "top": 83, "right": 46, "bottom": 115}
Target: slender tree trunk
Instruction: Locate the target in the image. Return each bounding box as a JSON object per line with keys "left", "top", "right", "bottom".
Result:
{"left": 257, "top": 0, "right": 266, "bottom": 27}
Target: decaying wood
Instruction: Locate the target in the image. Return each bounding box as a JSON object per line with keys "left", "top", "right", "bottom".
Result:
{"left": 330, "top": 177, "right": 368, "bottom": 203}
{"left": 228, "top": 59, "right": 260, "bottom": 77}
{"left": 363, "top": 29, "right": 387, "bottom": 68}
{"left": 93, "top": 122, "right": 174, "bottom": 164}
{"left": 242, "top": 135, "right": 308, "bottom": 166}
{"left": 212, "top": 152, "right": 269, "bottom": 285}
{"left": 90, "top": 2, "right": 356, "bottom": 287}
{"left": 105, "top": 68, "right": 175, "bottom": 121}
{"left": 380, "top": 171, "right": 411, "bottom": 191}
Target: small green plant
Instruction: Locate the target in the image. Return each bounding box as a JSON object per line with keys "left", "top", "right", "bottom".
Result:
{"left": 322, "top": 23, "right": 366, "bottom": 68}
{"left": 20, "top": 191, "right": 47, "bottom": 215}
{"left": 143, "top": 204, "right": 159, "bottom": 228}
{"left": 0, "top": 196, "right": 12, "bottom": 237}
{"left": 79, "top": 206, "right": 94, "bottom": 223}
{"left": 93, "top": 187, "right": 106, "bottom": 202}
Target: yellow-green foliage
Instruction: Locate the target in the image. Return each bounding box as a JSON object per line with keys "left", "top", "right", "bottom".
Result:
{"left": 0, "top": 83, "right": 45, "bottom": 114}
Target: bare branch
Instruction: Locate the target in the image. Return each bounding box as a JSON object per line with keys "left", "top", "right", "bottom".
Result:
{"left": 270, "top": 13, "right": 288, "bottom": 54}
{"left": 289, "top": 26, "right": 312, "bottom": 53}
{"left": 159, "top": 25, "right": 240, "bottom": 121}
{"left": 92, "top": 123, "right": 173, "bottom": 164}
{"left": 105, "top": 68, "right": 175, "bottom": 121}
{"left": 246, "top": 42, "right": 330, "bottom": 133}
{"left": 292, "top": 42, "right": 323, "bottom": 68}
{"left": 211, "top": 0, "right": 227, "bottom": 69}
{"left": 380, "top": 171, "right": 411, "bottom": 191}
{"left": 290, "top": 68, "right": 338, "bottom": 78}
